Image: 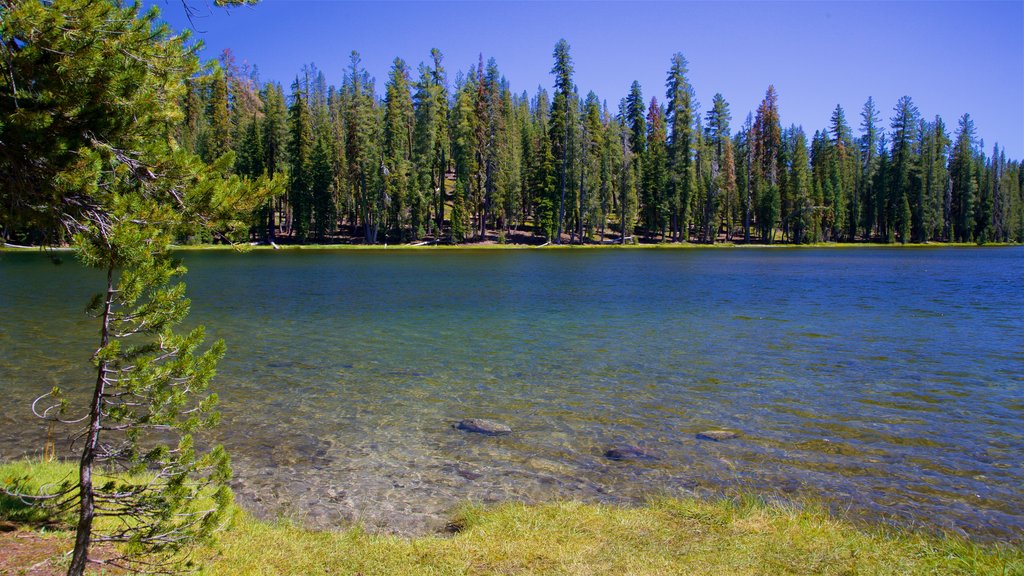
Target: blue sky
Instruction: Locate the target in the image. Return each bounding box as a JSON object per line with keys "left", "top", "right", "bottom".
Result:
{"left": 154, "top": 1, "right": 1023, "bottom": 158}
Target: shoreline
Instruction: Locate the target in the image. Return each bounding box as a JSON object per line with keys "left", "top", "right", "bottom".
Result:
{"left": 2, "top": 241, "right": 1019, "bottom": 253}
{"left": 1, "top": 459, "right": 1021, "bottom": 575}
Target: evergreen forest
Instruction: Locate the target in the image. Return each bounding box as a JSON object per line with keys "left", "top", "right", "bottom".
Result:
{"left": 4, "top": 40, "right": 1022, "bottom": 247}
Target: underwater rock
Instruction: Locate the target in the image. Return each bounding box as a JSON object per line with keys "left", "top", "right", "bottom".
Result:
{"left": 696, "top": 430, "right": 740, "bottom": 441}
{"left": 604, "top": 446, "right": 659, "bottom": 461}
{"left": 454, "top": 418, "right": 512, "bottom": 436}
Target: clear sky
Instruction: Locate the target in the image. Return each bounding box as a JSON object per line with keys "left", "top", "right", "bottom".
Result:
{"left": 153, "top": 0, "right": 1024, "bottom": 158}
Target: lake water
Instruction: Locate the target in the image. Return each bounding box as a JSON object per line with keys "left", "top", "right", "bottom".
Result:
{"left": 1, "top": 247, "right": 1022, "bottom": 540}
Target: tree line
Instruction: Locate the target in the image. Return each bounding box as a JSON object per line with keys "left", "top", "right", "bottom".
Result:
{"left": 5, "top": 40, "right": 1022, "bottom": 246}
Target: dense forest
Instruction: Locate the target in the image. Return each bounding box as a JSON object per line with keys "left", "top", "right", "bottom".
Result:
{"left": 4, "top": 40, "right": 1023, "bottom": 246}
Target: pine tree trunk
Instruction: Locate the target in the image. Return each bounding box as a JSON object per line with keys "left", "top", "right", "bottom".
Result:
{"left": 68, "top": 262, "right": 115, "bottom": 576}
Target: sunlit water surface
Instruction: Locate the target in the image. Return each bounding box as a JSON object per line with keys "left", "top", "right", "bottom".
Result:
{"left": 1, "top": 247, "right": 1021, "bottom": 539}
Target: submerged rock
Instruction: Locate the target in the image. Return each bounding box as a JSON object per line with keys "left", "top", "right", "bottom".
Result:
{"left": 454, "top": 418, "right": 512, "bottom": 436}
{"left": 696, "top": 430, "right": 740, "bottom": 441}
{"left": 604, "top": 446, "right": 659, "bottom": 461}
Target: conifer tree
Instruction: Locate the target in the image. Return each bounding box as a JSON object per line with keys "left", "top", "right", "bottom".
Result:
{"left": 260, "top": 82, "right": 289, "bottom": 240}
{"left": 753, "top": 86, "right": 782, "bottom": 242}
{"left": 451, "top": 66, "right": 481, "bottom": 237}
{"left": 383, "top": 57, "right": 415, "bottom": 241}
{"left": 667, "top": 55, "right": 700, "bottom": 237}
{"left": 858, "top": 97, "right": 882, "bottom": 239}
{"left": 580, "top": 92, "right": 605, "bottom": 240}
{"left": 889, "top": 95, "right": 920, "bottom": 243}
{"left": 643, "top": 98, "right": 669, "bottom": 239}
{"left": 412, "top": 49, "right": 449, "bottom": 238}
{"left": 236, "top": 115, "right": 264, "bottom": 179}
{"left": 919, "top": 116, "right": 950, "bottom": 241}
{"left": 789, "top": 127, "right": 813, "bottom": 243}
{"left": 496, "top": 84, "right": 523, "bottom": 237}
{"left": 719, "top": 137, "right": 738, "bottom": 240}
{"left": 599, "top": 101, "right": 620, "bottom": 242}
{"left": 309, "top": 129, "right": 336, "bottom": 241}
{"left": 618, "top": 98, "right": 639, "bottom": 243}
{"left": 828, "top": 105, "right": 854, "bottom": 240}
{"left": 974, "top": 142, "right": 993, "bottom": 244}
{"left": 343, "top": 51, "right": 382, "bottom": 243}
{"left": 0, "top": 2, "right": 261, "bottom": 573}
{"left": 206, "top": 68, "right": 233, "bottom": 162}
{"left": 480, "top": 58, "right": 507, "bottom": 239}
{"left": 530, "top": 88, "right": 556, "bottom": 239}
{"left": 287, "top": 77, "right": 313, "bottom": 242}
{"left": 549, "top": 39, "right": 575, "bottom": 243}
{"left": 705, "top": 93, "right": 732, "bottom": 242}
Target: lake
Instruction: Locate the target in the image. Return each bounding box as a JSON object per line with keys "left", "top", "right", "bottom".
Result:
{"left": 1, "top": 247, "right": 1021, "bottom": 539}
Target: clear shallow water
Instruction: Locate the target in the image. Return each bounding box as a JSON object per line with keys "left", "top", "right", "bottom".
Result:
{"left": 1, "top": 247, "right": 1022, "bottom": 539}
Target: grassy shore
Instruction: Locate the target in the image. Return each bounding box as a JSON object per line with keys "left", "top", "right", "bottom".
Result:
{"left": 2, "top": 460, "right": 1021, "bottom": 575}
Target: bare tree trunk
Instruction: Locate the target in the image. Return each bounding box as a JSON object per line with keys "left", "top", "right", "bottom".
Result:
{"left": 68, "top": 262, "right": 114, "bottom": 576}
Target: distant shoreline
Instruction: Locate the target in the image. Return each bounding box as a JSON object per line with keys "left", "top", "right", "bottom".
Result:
{"left": 3, "top": 241, "right": 1018, "bottom": 253}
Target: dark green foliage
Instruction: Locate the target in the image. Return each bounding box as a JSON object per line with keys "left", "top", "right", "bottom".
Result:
{"left": 206, "top": 68, "right": 233, "bottom": 162}
{"left": 383, "top": 57, "right": 415, "bottom": 241}
{"left": 530, "top": 88, "right": 557, "bottom": 239}
{"left": 665, "top": 54, "right": 697, "bottom": 241}
{"left": 858, "top": 97, "right": 882, "bottom": 239}
{"left": 889, "top": 96, "right": 920, "bottom": 244}
{"left": 753, "top": 86, "right": 782, "bottom": 242}
{"left": 0, "top": 1, "right": 260, "bottom": 573}
{"left": 549, "top": 39, "right": 576, "bottom": 243}
{"left": 343, "top": 51, "right": 382, "bottom": 243}
{"left": 705, "top": 93, "right": 732, "bottom": 242}
{"left": 950, "top": 114, "right": 977, "bottom": 243}
{"left": 643, "top": 98, "right": 669, "bottom": 239}
{"left": 6, "top": 14, "right": 1020, "bottom": 249}
{"left": 287, "top": 77, "right": 314, "bottom": 242}
{"left": 788, "top": 127, "right": 813, "bottom": 243}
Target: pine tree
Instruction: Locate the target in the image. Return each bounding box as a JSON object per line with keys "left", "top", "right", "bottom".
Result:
{"left": 343, "top": 52, "right": 382, "bottom": 243}
{"left": 753, "top": 86, "right": 782, "bottom": 242}
{"left": 828, "top": 105, "right": 854, "bottom": 241}
{"left": 974, "top": 143, "right": 993, "bottom": 244}
{"left": 412, "top": 49, "right": 449, "bottom": 238}
{"left": 858, "top": 97, "right": 882, "bottom": 239}
{"left": 719, "top": 137, "right": 738, "bottom": 240}
{"left": 530, "top": 88, "right": 556, "bottom": 239}
{"left": 309, "top": 129, "right": 336, "bottom": 241}
{"left": 260, "top": 82, "right": 289, "bottom": 240}
{"left": 789, "top": 127, "right": 813, "bottom": 243}
{"left": 665, "top": 54, "right": 696, "bottom": 242}
{"left": 451, "top": 66, "right": 481, "bottom": 237}
{"left": 287, "top": 77, "right": 313, "bottom": 242}
{"left": 580, "top": 91, "right": 605, "bottom": 240}
{"left": 889, "top": 95, "right": 920, "bottom": 243}
{"left": 942, "top": 113, "right": 974, "bottom": 240}
{"left": 0, "top": 2, "right": 252, "bottom": 573}
{"left": 382, "top": 57, "right": 415, "bottom": 241}
{"left": 643, "top": 97, "right": 668, "bottom": 239}
{"left": 480, "top": 57, "right": 507, "bottom": 239}
{"left": 618, "top": 98, "right": 639, "bottom": 243}
{"left": 549, "top": 39, "right": 575, "bottom": 243}
{"left": 919, "top": 116, "right": 950, "bottom": 241}
{"left": 705, "top": 93, "right": 732, "bottom": 242}
{"left": 236, "top": 115, "right": 264, "bottom": 179}
{"left": 206, "top": 67, "right": 233, "bottom": 162}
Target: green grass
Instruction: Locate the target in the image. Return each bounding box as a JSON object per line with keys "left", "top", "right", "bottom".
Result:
{"left": 206, "top": 499, "right": 1022, "bottom": 576}
{"left": 3, "top": 460, "right": 1021, "bottom": 575}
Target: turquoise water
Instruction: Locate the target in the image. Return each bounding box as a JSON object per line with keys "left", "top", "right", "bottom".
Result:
{"left": 1, "top": 247, "right": 1022, "bottom": 538}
